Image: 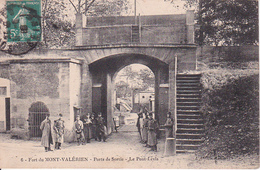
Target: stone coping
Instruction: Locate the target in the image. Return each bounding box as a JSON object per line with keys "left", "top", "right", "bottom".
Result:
{"left": 0, "top": 57, "right": 82, "bottom": 65}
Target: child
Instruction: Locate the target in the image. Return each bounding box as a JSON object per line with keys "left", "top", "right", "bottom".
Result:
{"left": 74, "top": 115, "right": 84, "bottom": 145}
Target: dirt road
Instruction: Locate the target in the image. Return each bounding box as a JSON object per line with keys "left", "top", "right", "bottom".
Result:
{"left": 0, "top": 131, "right": 258, "bottom": 169}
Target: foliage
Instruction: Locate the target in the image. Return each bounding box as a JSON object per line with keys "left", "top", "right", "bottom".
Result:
{"left": 197, "top": 71, "right": 259, "bottom": 159}
{"left": 169, "top": 0, "right": 258, "bottom": 46}
{"left": 68, "top": 0, "right": 129, "bottom": 16}
{"left": 115, "top": 65, "right": 155, "bottom": 98}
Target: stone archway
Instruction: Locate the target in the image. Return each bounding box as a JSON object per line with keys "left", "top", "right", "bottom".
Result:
{"left": 89, "top": 53, "right": 169, "bottom": 134}
{"left": 28, "top": 101, "right": 49, "bottom": 137}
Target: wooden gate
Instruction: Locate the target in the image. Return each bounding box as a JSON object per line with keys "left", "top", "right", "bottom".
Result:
{"left": 28, "top": 102, "right": 49, "bottom": 137}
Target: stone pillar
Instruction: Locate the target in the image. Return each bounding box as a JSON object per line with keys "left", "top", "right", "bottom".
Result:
{"left": 186, "top": 10, "right": 195, "bottom": 44}
{"left": 80, "top": 63, "right": 92, "bottom": 115}
{"left": 167, "top": 61, "right": 176, "bottom": 155}
{"left": 154, "top": 69, "right": 160, "bottom": 121}
{"left": 75, "top": 13, "right": 83, "bottom": 46}
{"left": 106, "top": 73, "right": 114, "bottom": 134}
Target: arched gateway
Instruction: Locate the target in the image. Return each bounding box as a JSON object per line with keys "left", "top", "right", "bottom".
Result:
{"left": 0, "top": 10, "right": 202, "bottom": 152}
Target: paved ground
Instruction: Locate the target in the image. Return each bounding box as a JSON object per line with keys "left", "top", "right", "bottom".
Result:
{"left": 0, "top": 130, "right": 259, "bottom": 169}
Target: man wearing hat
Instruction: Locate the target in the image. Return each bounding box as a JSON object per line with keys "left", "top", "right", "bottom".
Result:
{"left": 164, "top": 112, "right": 174, "bottom": 138}
{"left": 83, "top": 113, "right": 92, "bottom": 143}
{"left": 40, "top": 113, "right": 53, "bottom": 152}
{"left": 53, "top": 113, "right": 65, "bottom": 149}
{"left": 96, "top": 112, "right": 106, "bottom": 142}
{"left": 74, "top": 114, "right": 85, "bottom": 145}
{"left": 147, "top": 112, "right": 159, "bottom": 151}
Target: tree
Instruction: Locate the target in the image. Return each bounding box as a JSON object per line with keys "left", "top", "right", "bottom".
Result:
{"left": 169, "top": 0, "right": 258, "bottom": 46}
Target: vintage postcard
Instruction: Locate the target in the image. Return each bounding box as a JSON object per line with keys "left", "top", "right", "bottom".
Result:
{"left": 0, "top": 0, "right": 259, "bottom": 169}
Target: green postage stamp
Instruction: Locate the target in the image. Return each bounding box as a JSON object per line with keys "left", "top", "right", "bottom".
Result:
{"left": 6, "top": 0, "right": 41, "bottom": 42}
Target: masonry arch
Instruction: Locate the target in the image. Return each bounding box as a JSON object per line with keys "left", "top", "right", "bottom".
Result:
{"left": 89, "top": 53, "right": 170, "bottom": 134}
{"left": 28, "top": 101, "right": 49, "bottom": 137}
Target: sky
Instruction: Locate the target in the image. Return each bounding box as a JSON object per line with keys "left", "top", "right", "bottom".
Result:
{"left": 127, "top": 0, "right": 188, "bottom": 16}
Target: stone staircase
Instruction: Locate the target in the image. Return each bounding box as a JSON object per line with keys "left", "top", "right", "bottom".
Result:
{"left": 176, "top": 74, "right": 205, "bottom": 153}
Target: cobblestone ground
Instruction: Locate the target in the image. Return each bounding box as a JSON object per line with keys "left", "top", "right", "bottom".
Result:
{"left": 0, "top": 128, "right": 259, "bottom": 169}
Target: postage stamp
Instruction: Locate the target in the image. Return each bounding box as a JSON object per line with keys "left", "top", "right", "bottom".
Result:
{"left": 6, "top": 0, "right": 41, "bottom": 42}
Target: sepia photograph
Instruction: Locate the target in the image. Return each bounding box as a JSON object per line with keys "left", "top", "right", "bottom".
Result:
{"left": 0, "top": 0, "right": 259, "bottom": 169}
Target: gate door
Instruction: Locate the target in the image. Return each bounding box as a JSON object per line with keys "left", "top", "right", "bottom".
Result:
{"left": 28, "top": 102, "right": 49, "bottom": 137}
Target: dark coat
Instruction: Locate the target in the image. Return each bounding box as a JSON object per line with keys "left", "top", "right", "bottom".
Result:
{"left": 164, "top": 118, "right": 174, "bottom": 138}
{"left": 40, "top": 118, "right": 53, "bottom": 147}
{"left": 142, "top": 118, "right": 149, "bottom": 142}
{"left": 147, "top": 118, "right": 159, "bottom": 146}
{"left": 83, "top": 117, "right": 92, "bottom": 140}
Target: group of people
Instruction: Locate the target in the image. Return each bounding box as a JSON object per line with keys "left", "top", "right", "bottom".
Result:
{"left": 40, "top": 112, "right": 107, "bottom": 152}
{"left": 136, "top": 110, "right": 174, "bottom": 152}
{"left": 74, "top": 112, "right": 107, "bottom": 145}
{"left": 137, "top": 111, "right": 160, "bottom": 152}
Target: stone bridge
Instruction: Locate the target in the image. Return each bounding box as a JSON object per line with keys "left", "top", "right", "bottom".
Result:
{"left": 0, "top": 11, "right": 197, "bottom": 142}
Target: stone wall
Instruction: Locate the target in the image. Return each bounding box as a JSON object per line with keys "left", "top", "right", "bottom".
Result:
{"left": 0, "top": 57, "right": 82, "bottom": 142}
{"left": 197, "top": 45, "right": 259, "bottom": 62}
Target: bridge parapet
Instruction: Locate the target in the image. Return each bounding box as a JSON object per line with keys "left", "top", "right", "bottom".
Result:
{"left": 76, "top": 11, "right": 195, "bottom": 46}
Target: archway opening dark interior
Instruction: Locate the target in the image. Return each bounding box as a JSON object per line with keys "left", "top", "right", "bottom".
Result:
{"left": 28, "top": 101, "right": 49, "bottom": 137}
{"left": 113, "top": 64, "right": 155, "bottom": 132}
{"left": 89, "top": 53, "right": 169, "bottom": 134}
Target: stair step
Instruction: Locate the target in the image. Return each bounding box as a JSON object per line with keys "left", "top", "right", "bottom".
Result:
{"left": 177, "top": 102, "right": 200, "bottom": 106}
{"left": 177, "top": 79, "right": 200, "bottom": 83}
{"left": 177, "top": 110, "right": 201, "bottom": 114}
{"left": 176, "top": 144, "right": 200, "bottom": 150}
{"left": 177, "top": 76, "right": 200, "bottom": 81}
{"left": 177, "top": 90, "right": 201, "bottom": 94}
{"left": 176, "top": 81, "right": 201, "bottom": 87}
{"left": 177, "top": 74, "right": 201, "bottom": 78}
{"left": 177, "top": 94, "right": 201, "bottom": 98}
{"left": 177, "top": 128, "right": 204, "bottom": 134}
{"left": 177, "top": 86, "right": 201, "bottom": 90}
{"left": 177, "top": 114, "right": 201, "bottom": 119}
{"left": 177, "top": 139, "right": 204, "bottom": 144}
{"left": 176, "top": 133, "right": 204, "bottom": 139}
{"left": 177, "top": 119, "right": 204, "bottom": 124}
{"left": 176, "top": 150, "right": 196, "bottom": 154}
{"left": 177, "top": 98, "right": 201, "bottom": 102}
{"left": 177, "top": 106, "right": 200, "bottom": 110}
{"left": 177, "top": 123, "right": 204, "bottom": 129}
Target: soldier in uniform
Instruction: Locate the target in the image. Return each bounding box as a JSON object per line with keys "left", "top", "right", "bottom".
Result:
{"left": 73, "top": 115, "right": 84, "bottom": 145}
{"left": 164, "top": 112, "right": 174, "bottom": 138}
{"left": 40, "top": 113, "right": 53, "bottom": 152}
{"left": 142, "top": 113, "right": 149, "bottom": 146}
{"left": 83, "top": 113, "right": 92, "bottom": 143}
{"left": 147, "top": 112, "right": 159, "bottom": 152}
{"left": 96, "top": 112, "right": 106, "bottom": 142}
{"left": 91, "top": 113, "right": 98, "bottom": 141}
{"left": 53, "top": 113, "right": 65, "bottom": 150}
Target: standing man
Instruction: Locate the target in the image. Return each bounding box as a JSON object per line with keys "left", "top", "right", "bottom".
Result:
{"left": 74, "top": 115, "right": 85, "bottom": 145}
{"left": 96, "top": 112, "right": 106, "bottom": 142}
{"left": 147, "top": 112, "right": 159, "bottom": 152}
{"left": 83, "top": 113, "right": 92, "bottom": 143}
{"left": 53, "top": 113, "right": 65, "bottom": 150}
{"left": 40, "top": 113, "right": 53, "bottom": 152}
{"left": 91, "top": 113, "right": 98, "bottom": 141}
{"left": 142, "top": 113, "right": 149, "bottom": 146}
{"left": 164, "top": 112, "right": 174, "bottom": 138}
